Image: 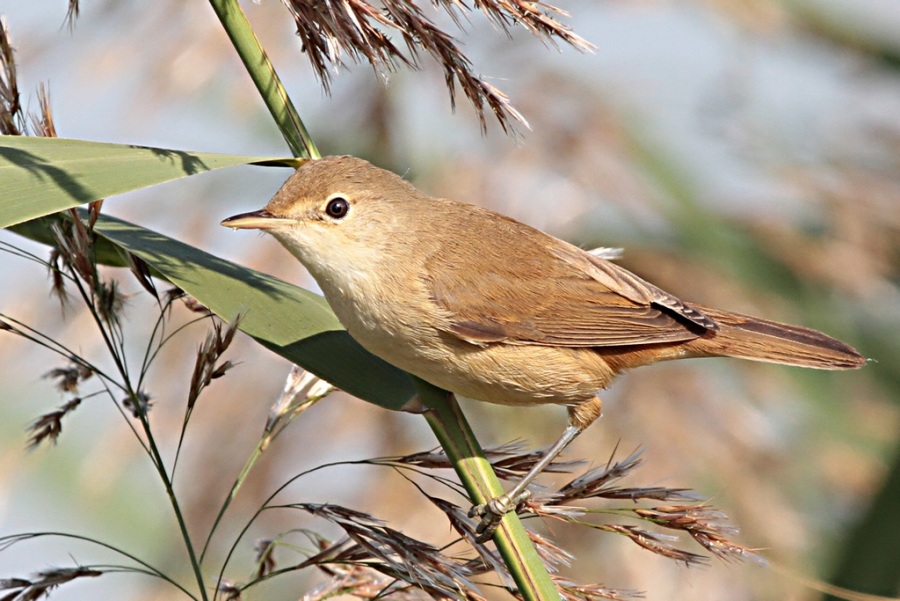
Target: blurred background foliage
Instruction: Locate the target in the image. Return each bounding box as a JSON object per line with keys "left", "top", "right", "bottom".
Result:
{"left": 0, "top": 1, "right": 898, "bottom": 599}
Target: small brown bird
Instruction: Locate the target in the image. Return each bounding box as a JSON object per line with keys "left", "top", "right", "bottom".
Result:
{"left": 222, "top": 155, "right": 865, "bottom": 534}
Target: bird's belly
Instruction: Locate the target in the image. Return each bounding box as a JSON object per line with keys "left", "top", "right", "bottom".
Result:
{"left": 348, "top": 320, "right": 615, "bottom": 406}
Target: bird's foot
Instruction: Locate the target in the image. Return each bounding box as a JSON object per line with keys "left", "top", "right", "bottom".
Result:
{"left": 469, "top": 489, "right": 532, "bottom": 542}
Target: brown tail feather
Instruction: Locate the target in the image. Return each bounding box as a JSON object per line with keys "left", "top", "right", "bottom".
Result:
{"left": 683, "top": 304, "right": 866, "bottom": 370}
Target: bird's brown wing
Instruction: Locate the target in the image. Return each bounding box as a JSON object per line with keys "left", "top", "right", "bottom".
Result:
{"left": 424, "top": 234, "right": 717, "bottom": 348}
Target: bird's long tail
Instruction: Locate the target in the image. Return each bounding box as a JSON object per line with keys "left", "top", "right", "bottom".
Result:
{"left": 682, "top": 305, "right": 866, "bottom": 370}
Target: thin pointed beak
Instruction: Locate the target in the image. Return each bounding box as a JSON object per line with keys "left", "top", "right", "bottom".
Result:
{"left": 220, "top": 209, "right": 295, "bottom": 230}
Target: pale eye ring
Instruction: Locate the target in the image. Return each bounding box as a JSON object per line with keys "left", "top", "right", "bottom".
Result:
{"left": 325, "top": 196, "right": 350, "bottom": 219}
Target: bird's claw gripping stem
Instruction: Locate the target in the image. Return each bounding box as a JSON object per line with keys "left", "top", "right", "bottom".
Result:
{"left": 470, "top": 489, "right": 533, "bottom": 542}
{"left": 467, "top": 422, "right": 587, "bottom": 542}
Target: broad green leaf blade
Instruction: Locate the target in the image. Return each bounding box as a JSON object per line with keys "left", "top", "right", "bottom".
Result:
{"left": 91, "top": 213, "right": 415, "bottom": 411}
{"left": 0, "top": 136, "right": 296, "bottom": 229}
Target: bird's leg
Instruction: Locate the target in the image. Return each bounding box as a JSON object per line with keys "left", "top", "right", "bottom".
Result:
{"left": 470, "top": 396, "right": 603, "bottom": 541}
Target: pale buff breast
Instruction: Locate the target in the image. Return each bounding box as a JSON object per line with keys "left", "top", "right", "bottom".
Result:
{"left": 340, "top": 303, "right": 617, "bottom": 406}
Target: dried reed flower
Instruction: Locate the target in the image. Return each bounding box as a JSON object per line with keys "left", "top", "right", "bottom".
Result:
{"left": 280, "top": 0, "right": 592, "bottom": 132}
{"left": 176, "top": 291, "right": 213, "bottom": 315}
{"left": 29, "top": 83, "right": 56, "bottom": 138}
{"left": 0, "top": 16, "right": 23, "bottom": 136}
{"left": 42, "top": 364, "right": 93, "bottom": 393}
{"left": 290, "top": 494, "right": 654, "bottom": 599}
{"left": 47, "top": 249, "right": 69, "bottom": 309}
{"left": 528, "top": 530, "right": 574, "bottom": 571}
{"left": 26, "top": 398, "right": 82, "bottom": 449}
{"left": 554, "top": 577, "right": 644, "bottom": 601}
{"left": 1, "top": 19, "right": 59, "bottom": 141}
{"left": 87, "top": 199, "right": 104, "bottom": 229}
{"left": 301, "top": 561, "right": 430, "bottom": 601}
{"left": 187, "top": 317, "right": 241, "bottom": 411}
{"left": 65, "top": 1, "right": 80, "bottom": 29}
{"left": 424, "top": 444, "right": 758, "bottom": 570}
{"left": 50, "top": 221, "right": 94, "bottom": 288}
{"left": 263, "top": 365, "right": 334, "bottom": 448}
{"left": 552, "top": 448, "right": 700, "bottom": 505}
{"left": 601, "top": 524, "right": 708, "bottom": 567}
{"left": 556, "top": 448, "right": 643, "bottom": 494}
{"left": 425, "top": 494, "right": 513, "bottom": 586}
{"left": 634, "top": 505, "right": 764, "bottom": 564}
{"left": 253, "top": 538, "right": 277, "bottom": 579}
{"left": 95, "top": 279, "right": 125, "bottom": 327}
{"left": 165, "top": 287, "right": 186, "bottom": 302}
{"left": 392, "top": 440, "right": 756, "bottom": 573}
{"left": 0, "top": 566, "right": 102, "bottom": 601}
{"left": 293, "top": 503, "right": 483, "bottom": 599}
{"left": 122, "top": 390, "right": 152, "bottom": 418}
{"left": 216, "top": 580, "right": 242, "bottom": 601}
{"left": 123, "top": 252, "right": 157, "bottom": 300}
{"left": 46, "top": 227, "right": 117, "bottom": 325}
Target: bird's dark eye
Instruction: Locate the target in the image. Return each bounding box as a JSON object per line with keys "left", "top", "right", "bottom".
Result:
{"left": 325, "top": 196, "right": 350, "bottom": 219}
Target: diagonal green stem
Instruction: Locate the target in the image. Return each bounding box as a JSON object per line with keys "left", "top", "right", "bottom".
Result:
{"left": 412, "top": 377, "right": 559, "bottom": 601}
{"left": 207, "top": 0, "right": 319, "bottom": 159}
{"left": 200, "top": 391, "right": 328, "bottom": 565}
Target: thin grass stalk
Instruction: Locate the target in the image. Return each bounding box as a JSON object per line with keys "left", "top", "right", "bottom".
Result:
{"left": 413, "top": 377, "right": 559, "bottom": 601}
{"left": 138, "top": 414, "right": 210, "bottom": 601}
{"left": 0, "top": 532, "right": 198, "bottom": 599}
{"left": 54, "top": 237, "right": 209, "bottom": 600}
{"left": 207, "top": 0, "right": 319, "bottom": 159}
